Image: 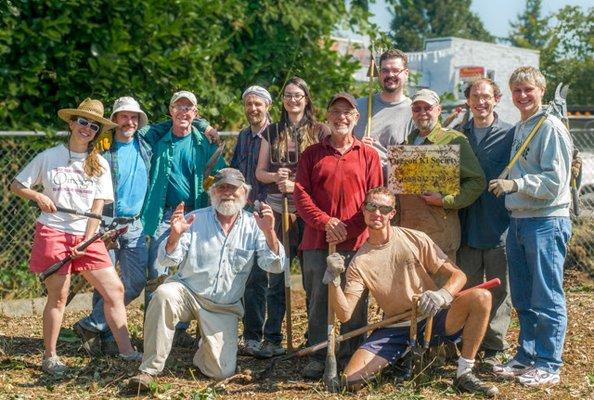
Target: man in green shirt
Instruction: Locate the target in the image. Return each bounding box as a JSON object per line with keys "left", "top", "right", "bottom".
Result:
{"left": 141, "top": 91, "right": 226, "bottom": 344}
{"left": 399, "top": 89, "right": 485, "bottom": 261}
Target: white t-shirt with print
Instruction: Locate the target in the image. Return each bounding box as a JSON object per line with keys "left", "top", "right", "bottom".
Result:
{"left": 15, "top": 144, "right": 114, "bottom": 235}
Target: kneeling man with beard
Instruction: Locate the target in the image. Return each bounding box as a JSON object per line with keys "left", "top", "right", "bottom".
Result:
{"left": 128, "top": 168, "right": 285, "bottom": 391}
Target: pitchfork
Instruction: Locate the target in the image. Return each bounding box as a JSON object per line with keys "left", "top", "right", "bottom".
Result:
{"left": 269, "top": 124, "right": 300, "bottom": 352}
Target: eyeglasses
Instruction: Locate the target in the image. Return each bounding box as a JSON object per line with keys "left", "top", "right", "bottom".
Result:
{"left": 470, "top": 94, "right": 495, "bottom": 102}
{"left": 283, "top": 93, "right": 305, "bottom": 101}
{"left": 172, "top": 105, "right": 195, "bottom": 112}
{"left": 363, "top": 201, "right": 394, "bottom": 215}
{"left": 380, "top": 68, "right": 407, "bottom": 76}
{"left": 76, "top": 117, "right": 101, "bottom": 133}
{"left": 328, "top": 109, "right": 358, "bottom": 118}
{"left": 411, "top": 104, "right": 436, "bottom": 114}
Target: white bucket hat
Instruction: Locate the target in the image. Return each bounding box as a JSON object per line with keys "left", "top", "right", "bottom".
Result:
{"left": 110, "top": 96, "right": 149, "bottom": 129}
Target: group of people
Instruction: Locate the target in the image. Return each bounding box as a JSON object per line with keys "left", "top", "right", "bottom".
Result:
{"left": 11, "top": 48, "right": 573, "bottom": 397}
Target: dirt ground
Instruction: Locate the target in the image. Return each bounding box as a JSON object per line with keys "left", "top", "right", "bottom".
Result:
{"left": 0, "top": 270, "right": 592, "bottom": 400}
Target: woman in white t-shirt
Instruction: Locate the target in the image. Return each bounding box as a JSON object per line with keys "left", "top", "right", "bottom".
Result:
{"left": 11, "top": 98, "right": 142, "bottom": 375}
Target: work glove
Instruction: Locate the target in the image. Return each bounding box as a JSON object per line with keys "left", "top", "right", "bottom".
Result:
{"left": 323, "top": 252, "right": 345, "bottom": 287}
{"left": 418, "top": 288, "right": 453, "bottom": 317}
{"left": 488, "top": 179, "right": 518, "bottom": 197}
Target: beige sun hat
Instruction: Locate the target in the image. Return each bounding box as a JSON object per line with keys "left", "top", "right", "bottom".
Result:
{"left": 110, "top": 96, "right": 148, "bottom": 129}
{"left": 58, "top": 98, "right": 118, "bottom": 133}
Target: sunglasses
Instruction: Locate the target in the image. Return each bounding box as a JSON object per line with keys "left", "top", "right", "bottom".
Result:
{"left": 411, "top": 104, "right": 436, "bottom": 114}
{"left": 364, "top": 202, "right": 394, "bottom": 215}
{"left": 76, "top": 117, "right": 101, "bottom": 133}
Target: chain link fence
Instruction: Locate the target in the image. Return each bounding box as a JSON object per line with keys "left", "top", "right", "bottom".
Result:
{"left": 1, "top": 122, "right": 592, "bottom": 299}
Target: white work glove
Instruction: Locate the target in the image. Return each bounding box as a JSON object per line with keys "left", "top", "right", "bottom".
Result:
{"left": 323, "top": 253, "right": 345, "bottom": 287}
{"left": 418, "top": 288, "right": 454, "bottom": 317}
{"left": 488, "top": 179, "right": 518, "bottom": 197}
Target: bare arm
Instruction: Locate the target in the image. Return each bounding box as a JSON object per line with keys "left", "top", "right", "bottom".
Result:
{"left": 255, "top": 140, "right": 290, "bottom": 184}
{"left": 83, "top": 199, "right": 104, "bottom": 241}
{"left": 433, "top": 260, "right": 467, "bottom": 296}
{"left": 329, "top": 284, "right": 362, "bottom": 323}
{"left": 10, "top": 180, "right": 56, "bottom": 213}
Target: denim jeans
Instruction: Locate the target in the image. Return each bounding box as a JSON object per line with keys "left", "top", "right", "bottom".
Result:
{"left": 242, "top": 212, "right": 302, "bottom": 345}
{"left": 302, "top": 249, "right": 368, "bottom": 365}
{"left": 242, "top": 260, "right": 285, "bottom": 344}
{"left": 146, "top": 209, "right": 189, "bottom": 331}
{"left": 506, "top": 217, "right": 571, "bottom": 373}
{"left": 78, "top": 218, "right": 148, "bottom": 341}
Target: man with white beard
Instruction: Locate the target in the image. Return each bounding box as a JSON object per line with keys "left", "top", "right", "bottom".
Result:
{"left": 127, "top": 168, "right": 285, "bottom": 391}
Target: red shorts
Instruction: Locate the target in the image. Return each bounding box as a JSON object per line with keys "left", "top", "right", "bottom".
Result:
{"left": 29, "top": 223, "right": 112, "bottom": 275}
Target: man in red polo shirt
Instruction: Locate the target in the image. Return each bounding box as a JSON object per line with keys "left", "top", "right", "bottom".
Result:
{"left": 294, "top": 93, "right": 383, "bottom": 379}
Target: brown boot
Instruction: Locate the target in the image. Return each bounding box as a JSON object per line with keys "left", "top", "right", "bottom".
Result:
{"left": 127, "top": 372, "right": 154, "bottom": 394}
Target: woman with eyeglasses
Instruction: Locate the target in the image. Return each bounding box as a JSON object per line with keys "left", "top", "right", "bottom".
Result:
{"left": 10, "top": 98, "right": 142, "bottom": 375}
{"left": 249, "top": 77, "right": 329, "bottom": 357}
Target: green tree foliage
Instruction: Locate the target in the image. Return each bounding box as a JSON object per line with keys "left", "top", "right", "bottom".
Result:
{"left": 0, "top": 0, "right": 364, "bottom": 131}
{"left": 509, "top": 0, "right": 550, "bottom": 49}
{"left": 387, "top": 0, "right": 495, "bottom": 51}
{"left": 509, "top": 3, "right": 593, "bottom": 105}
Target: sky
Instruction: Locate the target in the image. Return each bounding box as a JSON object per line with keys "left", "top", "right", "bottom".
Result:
{"left": 368, "top": 0, "right": 593, "bottom": 39}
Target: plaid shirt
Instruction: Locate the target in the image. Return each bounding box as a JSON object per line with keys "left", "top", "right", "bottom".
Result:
{"left": 230, "top": 125, "right": 267, "bottom": 205}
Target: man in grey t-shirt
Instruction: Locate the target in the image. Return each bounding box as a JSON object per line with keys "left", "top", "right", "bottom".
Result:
{"left": 354, "top": 49, "right": 415, "bottom": 179}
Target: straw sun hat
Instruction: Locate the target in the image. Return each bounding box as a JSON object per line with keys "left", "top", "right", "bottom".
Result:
{"left": 58, "top": 98, "right": 118, "bottom": 133}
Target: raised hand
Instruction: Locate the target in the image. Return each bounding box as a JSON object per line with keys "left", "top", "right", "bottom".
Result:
{"left": 253, "top": 201, "right": 275, "bottom": 233}
{"left": 169, "top": 202, "right": 195, "bottom": 237}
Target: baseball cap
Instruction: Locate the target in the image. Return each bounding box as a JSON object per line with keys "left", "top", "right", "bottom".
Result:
{"left": 411, "top": 89, "right": 440, "bottom": 106}
{"left": 212, "top": 168, "right": 246, "bottom": 188}
{"left": 327, "top": 92, "right": 358, "bottom": 111}
{"left": 170, "top": 90, "right": 198, "bottom": 107}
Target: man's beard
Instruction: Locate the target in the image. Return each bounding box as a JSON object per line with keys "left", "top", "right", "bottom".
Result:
{"left": 213, "top": 196, "right": 247, "bottom": 216}
{"left": 247, "top": 113, "right": 265, "bottom": 127}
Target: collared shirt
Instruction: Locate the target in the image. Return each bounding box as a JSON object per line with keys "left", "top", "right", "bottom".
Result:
{"left": 294, "top": 135, "right": 383, "bottom": 251}
{"left": 230, "top": 125, "right": 267, "bottom": 205}
{"left": 457, "top": 115, "right": 514, "bottom": 248}
{"left": 157, "top": 207, "right": 285, "bottom": 306}
{"left": 140, "top": 124, "right": 227, "bottom": 236}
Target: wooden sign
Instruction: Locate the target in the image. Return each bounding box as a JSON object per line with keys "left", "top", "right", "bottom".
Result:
{"left": 387, "top": 145, "right": 460, "bottom": 195}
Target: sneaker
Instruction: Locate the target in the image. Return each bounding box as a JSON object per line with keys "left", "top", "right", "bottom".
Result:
{"left": 126, "top": 372, "right": 154, "bottom": 394}
{"left": 73, "top": 322, "right": 102, "bottom": 357}
{"left": 454, "top": 371, "right": 499, "bottom": 397}
{"left": 238, "top": 339, "right": 269, "bottom": 358}
{"left": 119, "top": 349, "right": 143, "bottom": 362}
{"left": 302, "top": 359, "right": 325, "bottom": 380}
{"left": 260, "top": 340, "right": 286, "bottom": 357}
{"left": 173, "top": 329, "right": 197, "bottom": 348}
{"left": 517, "top": 368, "right": 560, "bottom": 387}
{"left": 492, "top": 358, "right": 532, "bottom": 378}
{"left": 41, "top": 356, "right": 68, "bottom": 376}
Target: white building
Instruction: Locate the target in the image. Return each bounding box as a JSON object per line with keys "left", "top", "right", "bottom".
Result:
{"left": 333, "top": 36, "right": 540, "bottom": 124}
{"left": 407, "top": 37, "right": 540, "bottom": 123}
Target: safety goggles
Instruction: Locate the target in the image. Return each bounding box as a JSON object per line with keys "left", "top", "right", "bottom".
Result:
{"left": 363, "top": 202, "right": 394, "bottom": 215}
{"left": 76, "top": 117, "right": 101, "bottom": 133}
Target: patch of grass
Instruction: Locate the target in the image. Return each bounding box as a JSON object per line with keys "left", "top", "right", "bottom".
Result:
{"left": 191, "top": 387, "right": 217, "bottom": 400}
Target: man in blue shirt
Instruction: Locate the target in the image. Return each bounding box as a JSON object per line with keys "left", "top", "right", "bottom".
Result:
{"left": 74, "top": 96, "right": 151, "bottom": 356}
{"left": 456, "top": 79, "right": 513, "bottom": 367}
{"left": 127, "top": 168, "right": 284, "bottom": 392}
